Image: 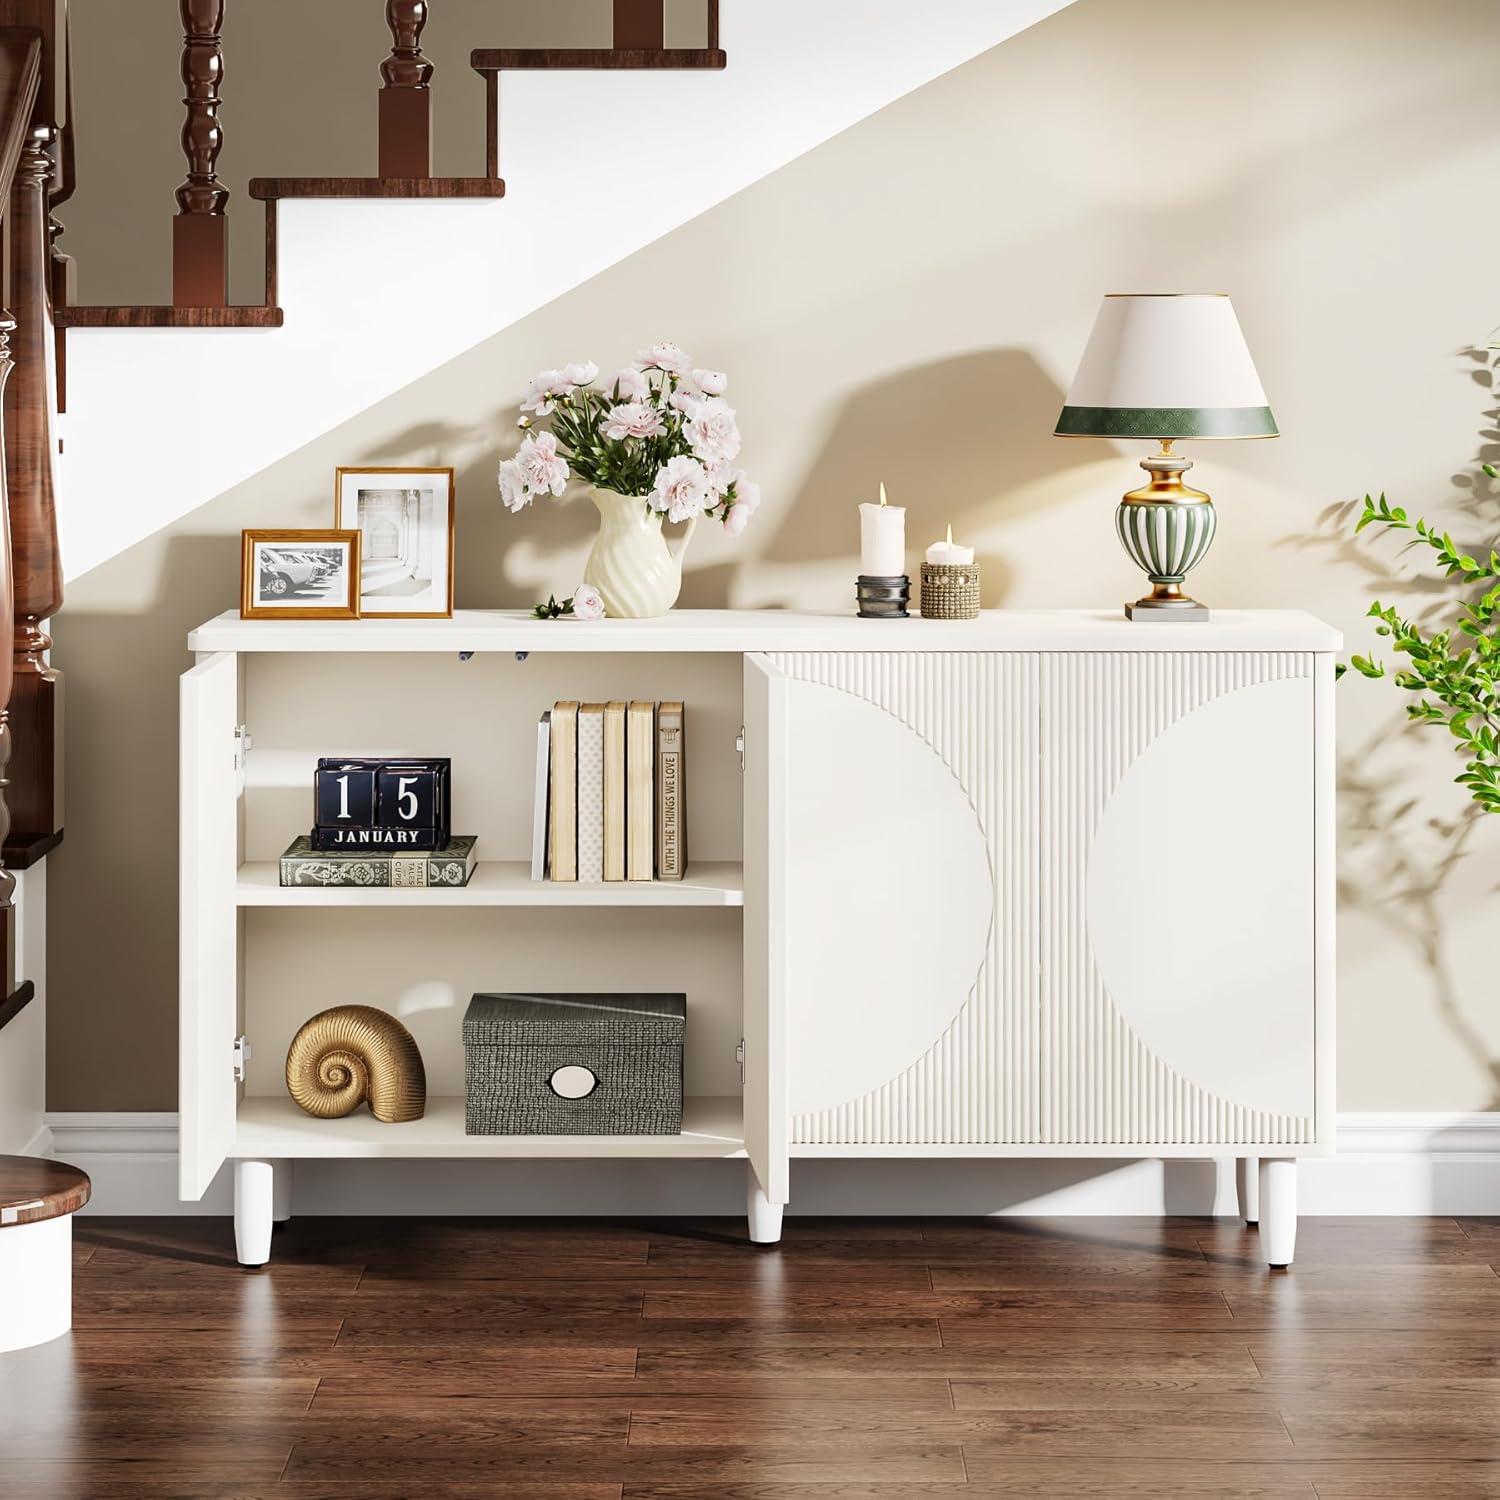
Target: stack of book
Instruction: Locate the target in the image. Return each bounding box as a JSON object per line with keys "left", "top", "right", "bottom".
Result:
{"left": 534, "top": 701, "right": 686, "bottom": 883}
{"left": 279, "top": 833, "right": 479, "bottom": 888}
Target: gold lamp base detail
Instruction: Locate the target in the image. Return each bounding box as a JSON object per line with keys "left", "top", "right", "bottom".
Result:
{"left": 1115, "top": 442, "right": 1217, "bottom": 622}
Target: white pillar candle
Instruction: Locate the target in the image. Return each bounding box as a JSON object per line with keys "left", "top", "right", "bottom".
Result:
{"left": 859, "top": 483, "right": 907, "bottom": 577}
{"left": 925, "top": 523, "right": 975, "bottom": 566}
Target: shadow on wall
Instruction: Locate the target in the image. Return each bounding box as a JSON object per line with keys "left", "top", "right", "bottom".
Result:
{"left": 388, "top": 349, "right": 1099, "bottom": 613}
{"left": 742, "top": 350, "right": 1101, "bottom": 610}
{"left": 48, "top": 534, "right": 239, "bottom": 1109}
{"left": 1286, "top": 344, "right": 1500, "bottom": 1111}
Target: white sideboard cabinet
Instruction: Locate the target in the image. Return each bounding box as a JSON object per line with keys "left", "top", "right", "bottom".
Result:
{"left": 181, "top": 608, "right": 1337, "bottom": 1269}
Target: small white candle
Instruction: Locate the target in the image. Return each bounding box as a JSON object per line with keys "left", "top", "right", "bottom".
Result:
{"left": 859, "top": 482, "right": 906, "bottom": 577}
{"left": 926, "top": 523, "right": 975, "bottom": 567}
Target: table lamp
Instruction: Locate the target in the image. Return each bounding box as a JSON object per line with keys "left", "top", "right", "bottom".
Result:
{"left": 1055, "top": 293, "right": 1277, "bottom": 620}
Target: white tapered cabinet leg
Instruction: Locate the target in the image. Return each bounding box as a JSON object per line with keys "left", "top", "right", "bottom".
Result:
{"left": 1236, "top": 1156, "right": 1260, "bottom": 1226}
{"left": 1258, "top": 1158, "right": 1297, "bottom": 1268}
{"left": 0, "top": 1216, "right": 72, "bottom": 1351}
{"left": 747, "top": 1165, "right": 784, "bottom": 1245}
{"left": 235, "top": 1160, "right": 274, "bottom": 1267}
{"left": 272, "top": 1159, "right": 293, "bottom": 1224}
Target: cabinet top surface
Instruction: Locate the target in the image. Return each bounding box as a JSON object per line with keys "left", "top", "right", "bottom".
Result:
{"left": 188, "top": 607, "right": 1341, "bottom": 655}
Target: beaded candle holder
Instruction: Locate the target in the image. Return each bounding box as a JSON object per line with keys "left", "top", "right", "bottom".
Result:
{"left": 920, "top": 561, "right": 981, "bottom": 620}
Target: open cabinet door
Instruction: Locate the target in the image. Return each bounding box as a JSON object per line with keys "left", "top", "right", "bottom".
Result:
{"left": 180, "top": 651, "right": 239, "bottom": 1200}
{"left": 742, "top": 655, "right": 788, "bottom": 1205}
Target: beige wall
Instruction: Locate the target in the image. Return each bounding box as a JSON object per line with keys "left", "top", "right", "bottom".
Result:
{"left": 49, "top": 0, "right": 1500, "bottom": 1110}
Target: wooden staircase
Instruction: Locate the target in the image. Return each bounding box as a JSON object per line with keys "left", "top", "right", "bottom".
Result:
{"left": 57, "top": 1, "right": 727, "bottom": 335}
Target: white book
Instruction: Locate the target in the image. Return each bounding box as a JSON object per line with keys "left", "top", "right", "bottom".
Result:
{"left": 576, "top": 703, "right": 606, "bottom": 884}
{"left": 530, "top": 710, "right": 550, "bottom": 880}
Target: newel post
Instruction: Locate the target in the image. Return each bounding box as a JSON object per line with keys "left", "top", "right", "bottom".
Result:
{"left": 4, "top": 124, "right": 63, "bottom": 864}
{"left": 172, "top": 0, "right": 228, "bottom": 307}
{"left": 379, "top": 0, "right": 432, "bottom": 179}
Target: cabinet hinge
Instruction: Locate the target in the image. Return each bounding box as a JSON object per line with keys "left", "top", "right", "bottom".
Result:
{"left": 735, "top": 726, "right": 745, "bottom": 772}
{"left": 232, "top": 1034, "right": 252, "bottom": 1082}
{"left": 736, "top": 1038, "right": 746, "bottom": 1084}
{"left": 233, "top": 724, "right": 252, "bottom": 771}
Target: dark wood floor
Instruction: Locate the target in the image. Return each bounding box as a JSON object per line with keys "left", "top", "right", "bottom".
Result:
{"left": 2, "top": 1215, "right": 1499, "bottom": 1497}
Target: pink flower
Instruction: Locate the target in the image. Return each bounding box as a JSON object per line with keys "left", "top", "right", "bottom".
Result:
{"left": 570, "top": 584, "right": 605, "bottom": 621}
{"left": 600, "top": 402, "right": 666, "bottom": 442}
{"left": 517, "top": 430, "right": 569, "bottom": 497}
{"left": 693, "top": 368, "right": 728, "bottom": 396}
{"left": 721, "top": 472, "right": 760, "bottom": 535}
{"left": 610, "top": 366, "right": 651, "bottom": 401}
{"left": 637, "top": 341, "right": 694, "bottom": 377}
{"left": 731, "top": 474, "right": 760, "bottom": 515}
{"left": 683, "top": 397, "right": 742, "bottom": 464}
{"left": 520, "top": 368, "right": 571, "bottom": 415}
{"left": 668, "top": 386, "right": 699, "bottom": 414}
{"left": 649, "top": 455, "right": 712, "bottom": 523}
{"left": 723, "top": 498, "right": 752, "bottom": 536}
{"left": 498, "top": 456, "right": 530, "bottom": 513}
{"left": 563, "top": 360, "right": 599, "bottom": 386}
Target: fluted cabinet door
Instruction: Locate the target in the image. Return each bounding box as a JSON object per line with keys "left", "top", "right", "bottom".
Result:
{"left": 765, "top": 652, "right": 1038, "bottom": 1146}
{"left": 1039, "top": 651, "right": 1318, "bottom": 1147}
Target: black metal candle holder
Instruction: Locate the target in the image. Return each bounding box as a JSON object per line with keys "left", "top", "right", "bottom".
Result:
{"left": 856, "top": 574, "right": 910, "bottom": 619}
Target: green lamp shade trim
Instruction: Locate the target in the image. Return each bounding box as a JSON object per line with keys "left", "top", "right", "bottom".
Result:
{"left": 1055, "top": 405, "right": 1279, "bottom": 439}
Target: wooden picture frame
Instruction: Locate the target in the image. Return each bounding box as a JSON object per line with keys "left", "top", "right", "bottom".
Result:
{"left": 240, "top": 530, "right": 361, "bottom": 620}
{"left": 334, "top": 466, "right": 457, "bottom": 620}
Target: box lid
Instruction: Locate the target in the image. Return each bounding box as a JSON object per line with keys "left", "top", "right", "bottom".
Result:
{"left": 463, "top": 992, "right": 686, "bottom": 1043}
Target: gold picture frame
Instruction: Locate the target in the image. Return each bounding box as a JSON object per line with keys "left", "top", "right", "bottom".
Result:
{"left": 241, "top": 529, "right": 361, "bottom": 620}
{"left": 334, "top": 466, "right": 457, "bottom": 620}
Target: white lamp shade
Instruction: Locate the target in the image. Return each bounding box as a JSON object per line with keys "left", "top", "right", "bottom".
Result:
{"left": 1056, "top": 294, "right": 1277, "bottom": 440}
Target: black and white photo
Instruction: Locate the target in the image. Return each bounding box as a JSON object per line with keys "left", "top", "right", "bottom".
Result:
{"left": 240, "top": 530, "right": 360, "bottom": 619}
{"left": 335, "top": 467, "right": 456, "bottom": 619}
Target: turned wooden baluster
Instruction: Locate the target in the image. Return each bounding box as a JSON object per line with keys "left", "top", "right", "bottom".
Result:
{"left": 379, "top": 0, "right": 432, "bottom": 179}
{"left": 613, "top": 0, "right": 665, "bottom": 48}
{"left": 0, "top": 306, "right": 19, "bottom": 993}
{"left": 172, "top": 0, "right": 228, "bottom": 308}
{"left": 4, "top": 124, "right": 62, "bottom": 865}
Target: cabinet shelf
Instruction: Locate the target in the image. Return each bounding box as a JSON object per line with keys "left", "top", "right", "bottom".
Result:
{"left": 233, "top": 1095, "right": 745, "bottom": 1159}
{"left": 235, "top": 860, "right": 744, "bottom": 907}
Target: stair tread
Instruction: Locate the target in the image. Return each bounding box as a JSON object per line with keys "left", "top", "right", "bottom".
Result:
{"left": 471, "top": 47, "right": 726, "bottom": 72}
{"left": 58, "top": 305, "right": 283, "bottom": 329}
{"left": 250, "top": 177, "right": 506, "bottom": 201}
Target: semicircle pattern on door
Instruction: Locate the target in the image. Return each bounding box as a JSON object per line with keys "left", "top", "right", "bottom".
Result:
{"left": 769, "top": 652, "right": 1038, "bottom": 1146}
{"left": 1044, "top": 651, "right": 1317, "bottom": 1147}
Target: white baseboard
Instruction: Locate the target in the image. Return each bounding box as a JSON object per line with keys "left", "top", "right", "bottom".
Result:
{"left": 19, "top": 1122, "right": 52, "bottom": 1160}
{"left": 43, "top": 1111, "right": 1500, "bottom": 1219}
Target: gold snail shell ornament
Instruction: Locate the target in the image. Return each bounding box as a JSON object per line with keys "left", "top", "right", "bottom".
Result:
{"left": 284, "top": 1005, "right": 426, "bottom": 1122}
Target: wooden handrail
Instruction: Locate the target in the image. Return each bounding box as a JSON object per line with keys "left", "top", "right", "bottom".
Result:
{"left": 0, "top": 29, "right": 40, "bottom": 203}
{"left": 4, "top": 117, "right": 61, "bottom": 867}
{"left": 0, "top": 28, "right": 40, "bottom": 996}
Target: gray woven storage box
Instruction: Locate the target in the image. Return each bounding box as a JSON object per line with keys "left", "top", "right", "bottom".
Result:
{"left": 463, "top": 992, "right": 686, "bottom": 1135}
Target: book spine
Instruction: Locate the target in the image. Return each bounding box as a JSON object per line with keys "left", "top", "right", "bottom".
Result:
{"left": 549, "top": 701, "right": 579, "bottom": 883}
{"left": 281, "top": 855, "right": 395, "bottom": 888}
{"left": 279, "top": 847, "right": 477, "bottom": 888}
{"left": 626, "top": 700, "right": 655, "bottom": 881}
{"left": 603, "top": 701, "right": 626, "bottom": 882}
{"left": 577, "top": 704, "right": 606, "bottom": 884}
{"left": 531, "top": 710, "right": 551, "bottom": 881}
{"left": 657, "top": 701, "right": 685, "bottom": 881}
